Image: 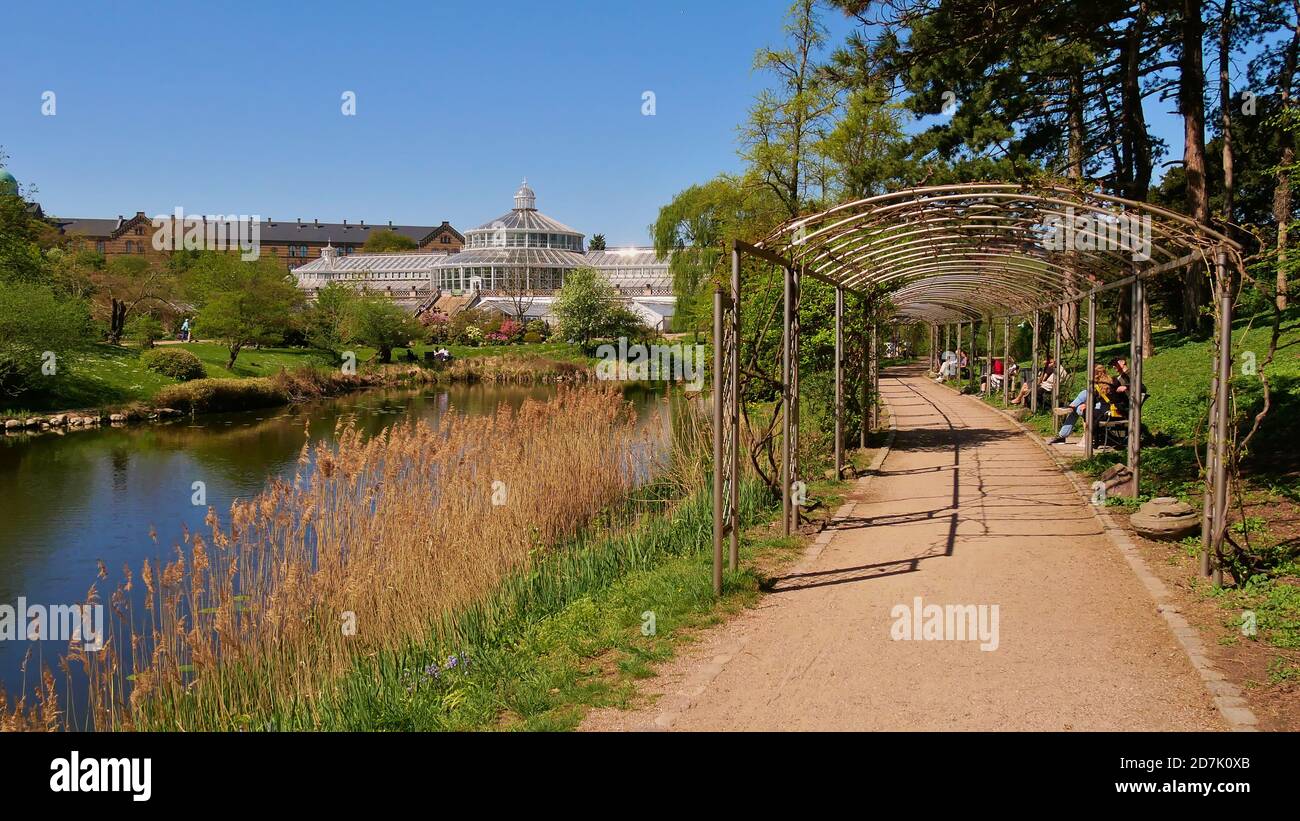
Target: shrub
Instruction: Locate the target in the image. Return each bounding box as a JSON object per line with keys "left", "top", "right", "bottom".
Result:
{"left": 0, "top": 282, "right": 90, "bottom": 398}
{"left": 523, "top": 331, "right": 544, "bottom": 344}
{"left": 141, "top": 348, "right": 206, "bottom": 381}
{"left": 126, "top": 315, "right": 166, "bottom": 349}
{"left": 153, "top": 377, "right": 287, "bottom": 413}
{"left": 526, "top": 319, "right": 549, "bottom": 340}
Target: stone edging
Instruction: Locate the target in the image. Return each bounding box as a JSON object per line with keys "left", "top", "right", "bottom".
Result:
{"left": 3, "top": 408, "right": 185, "bottom": 437}
{"left": 955, "top": 388, "right": 1260, "bottom": 732}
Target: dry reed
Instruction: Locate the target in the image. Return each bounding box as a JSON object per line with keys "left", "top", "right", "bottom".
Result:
{"left": 4, "top": 386, "right": 640, "bottom": 730}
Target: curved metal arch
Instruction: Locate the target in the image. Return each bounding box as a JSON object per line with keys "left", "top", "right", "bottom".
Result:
{"left": 759, "top": 181, "right": 1241, "bottom": 321}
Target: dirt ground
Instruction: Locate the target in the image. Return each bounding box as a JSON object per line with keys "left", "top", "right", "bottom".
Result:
{"left": 582, "top": 366, "right": 1227, "bottom": 731}
{"left": 1124, "top": 499, "right": 1300, "bottom": 731}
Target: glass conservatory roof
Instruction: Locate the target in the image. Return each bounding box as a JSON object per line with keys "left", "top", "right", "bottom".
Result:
{"left": 469, "top": 181, "right": 584, "bottom": 236}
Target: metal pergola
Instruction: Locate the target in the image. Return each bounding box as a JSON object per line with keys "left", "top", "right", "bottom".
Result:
{"left": 712, "top": 182, "right": 1246, "bottom": 594}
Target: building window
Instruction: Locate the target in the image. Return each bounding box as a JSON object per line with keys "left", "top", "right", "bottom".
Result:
{"left": 441, "top": 235, "right": 450, "bottom": 243}
{"left": 125, "top": 240, "right": 133, "bottom": 253}
{"left": 96, "top": 240, "right": 105, "bottom": 254}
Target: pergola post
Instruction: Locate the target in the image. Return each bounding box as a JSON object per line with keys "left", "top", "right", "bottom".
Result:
{"left": 1030, "top": 310, "right": 1040, "bottom": 413}
{"left": 1051, "top": 306, "right": 1061, "bottom": 411}
{"left": 860, "top": 298, "right": 869, "bottom": 447}
{"left": 781, "top": 264, "right": 793, "bottom": 537}
{"left": 1209, "top": 250, "right": 1234, "bottom": 585}
{"left": 984, "top": 321, "right": 993, "bottom": 397}
{"left": 869, "top": 321, "right": 878, "bottom": 429}
{"left": 834, "top": 285, "right": 844, "bottom": 480}
{"left": 728, "top": 248, "right": 740, "bottom": 573}
{"left": 1084, "top": 293, "right": 1097, "bottom": 459}
{"left": 1002, "top": 316, "right": 1011, "bottom": 405}
{"left": 712, "top": 285, "right": 724, "bottom": 596}
{"left": 791, "top": 265, "right": 801, "bottom": 534}
{"left": 1126, "top": 274, "right": 1145, "bottom": 497}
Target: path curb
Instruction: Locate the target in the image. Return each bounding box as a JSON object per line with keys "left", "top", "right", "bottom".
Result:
{"left": 951, "top": 385, "right": 1260, "bottom": 732}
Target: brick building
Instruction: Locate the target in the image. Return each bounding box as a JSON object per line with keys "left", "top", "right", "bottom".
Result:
{"left": 50, "top": 212, "right": 463, "bottom": 270}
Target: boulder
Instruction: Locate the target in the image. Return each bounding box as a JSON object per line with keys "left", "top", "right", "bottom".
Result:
{"left": 25, "top": 418, "right": 40, "bottom": 428}
{"left": 48, "top": 414, "right": 67, "bottom": 426}
{"left": 109, "top": 413, "right": 128, "bottom": 424}
{"left": 3, "top": 419, "right": 19, "bottom": 430}
{"left": 1131, "top": 496, "right": 1200, "bottom": 541}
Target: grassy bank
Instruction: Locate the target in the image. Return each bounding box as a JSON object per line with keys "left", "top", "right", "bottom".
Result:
{"left": 0, "top": 340, "right": 592, "bottom": 418}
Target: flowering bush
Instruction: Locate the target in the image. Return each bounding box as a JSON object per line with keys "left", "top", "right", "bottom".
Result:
{"left": 463, "top": 326, "right": 484, "bottom": 346}
{"left": 421, "top": 312, "right": 450, "bottom": 343}
{"left": 498, "top": 318, "right": 523, "bottom": 342}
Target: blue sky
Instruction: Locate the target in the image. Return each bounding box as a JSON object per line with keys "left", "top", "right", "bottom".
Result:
{"left": 3, "top": 1, "right": 1193, "bottom": 245}
{"left": 2, "top": 0, "right": 861, "bottom": 245}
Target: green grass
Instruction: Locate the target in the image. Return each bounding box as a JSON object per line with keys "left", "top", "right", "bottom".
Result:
{"left": 1, "top": 340, "right": 592, "bottom": 417}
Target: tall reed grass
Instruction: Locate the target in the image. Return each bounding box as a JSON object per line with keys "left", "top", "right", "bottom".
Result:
{"left": 4, "top": 387, "right": 641, "bottom": 730}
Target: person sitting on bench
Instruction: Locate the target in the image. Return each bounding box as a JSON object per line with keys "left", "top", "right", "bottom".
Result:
{"left": 986, "top": 356, "right": 1006, "bottom": 391}
{"left": 1108, "top": 356, "right": 1147, "bottom": 417}
{"left": 1048, "top": 365, "right": 1113, "bottom": 444}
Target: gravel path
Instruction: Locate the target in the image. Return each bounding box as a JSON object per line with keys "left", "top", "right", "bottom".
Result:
{"left": 581, "top": 366, "right": 1225, "bottom": 731}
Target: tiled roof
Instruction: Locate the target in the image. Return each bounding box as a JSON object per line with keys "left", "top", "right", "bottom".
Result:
{"left": 50, "top": 216, "right": 462, "bottom": 244}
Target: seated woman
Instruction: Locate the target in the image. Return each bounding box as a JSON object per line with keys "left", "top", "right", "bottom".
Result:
{"left": 987, "top": 356, "right": 1006, "bottom": 390}
{"left": 1047, "top": 365, "right": 1113, "bottom": 444}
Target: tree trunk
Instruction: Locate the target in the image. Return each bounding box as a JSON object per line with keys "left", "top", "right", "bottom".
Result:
{"left": 227, "top": 345, "right": 241, "bottom": 371}
{"left": 1181, "top": 0, "right": 1212, "bottom": 335}
{"left": 109, "top": 299, "right": 127, "bottom": 344}
{"left": 1275, "top": 2, "right": 1299, "bottom": 310}
{"left": 379, "top": 345, "right": 392, "bottom": 364}
{"left": 1218, "top": 0, "right": 1235, "bottom": 224}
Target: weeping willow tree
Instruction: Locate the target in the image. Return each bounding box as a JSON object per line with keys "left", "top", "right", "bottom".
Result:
{"left": 650, "top": 175, "right": 786, "bottom": 339}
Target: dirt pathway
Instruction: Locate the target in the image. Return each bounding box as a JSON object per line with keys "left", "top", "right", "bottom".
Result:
{"left": 582, "top": 365, "right": 1226, "bottom": 731}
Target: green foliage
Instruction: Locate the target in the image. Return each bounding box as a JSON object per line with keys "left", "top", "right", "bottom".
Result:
{"left": 140, "top": 347, "right": 206, "bottom": 381}
{"left": 362, "top": 229, "right": 418, "bottom": 252}
{"left": 341, "top": 295, "right": 423, "bottom": 363}
{"left": 302, "top": 282, "right": 359, "bottom": 357}
{"left": 125, "top": 314, "right": 165, "bottom": 348}
{"left": 0, "top": 282, "right": 91, "bottom": 398}
{"left": 552, "top": 267, "right": 647, "bottom": 350}
{"left": 187, "top": 254, "right": 303, "bottom": 368}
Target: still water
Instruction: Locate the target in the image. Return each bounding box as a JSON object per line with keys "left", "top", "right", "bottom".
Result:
{"left": 0, "top": 383, "right": 669, "bottom": 699}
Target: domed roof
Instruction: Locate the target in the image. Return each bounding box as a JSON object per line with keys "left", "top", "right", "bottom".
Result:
{"left": 471, "top": 182, "right": 584, "bottom": 235}
{"left": 513, "top": 179, "right": 536, "bottom": 211}
{"left": 0, "top": 169, "right": 17, "bottom": 196}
